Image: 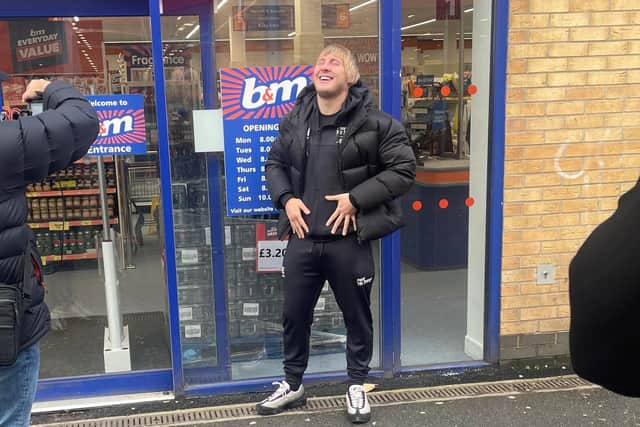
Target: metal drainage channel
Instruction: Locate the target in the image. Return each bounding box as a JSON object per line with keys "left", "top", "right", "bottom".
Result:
{"left": 35, "top": 376, "right": 596, "bottom": 427}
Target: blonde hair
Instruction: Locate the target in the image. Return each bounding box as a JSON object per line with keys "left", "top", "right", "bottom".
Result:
{"left": 317, "top": 44, "right": 361, "bottom": 85}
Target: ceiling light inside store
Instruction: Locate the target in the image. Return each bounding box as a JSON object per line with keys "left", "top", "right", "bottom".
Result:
{"left": 349, "top": 0, "right": 376, "bottom": 12}
{"left": 73, "top": 16, "right": 79, "bottom": 22}
{"left": 401, "top": 18, "right": 436, "bottom": 31}
{"left": 215, "top": 0, "right": 229, "bottom": 13}
{"left": 288, "top": 32, "right": 296, "bottom": 37}
{"left": 402, "top": 32, "right": 443, "bottom": 37}
{"left": 408, "top": 14, "right": 415, "bottom": 19}
{"left": 464, "top": 8, "right": 474, "bottom": 13}
{"left": 186, "top": 24, "right": 200, "bottom": 39}
{"left": 177, "top": 16, "right": 182, "bottom": 20}
{"left": 184, "top": 22, "right": 194, "bottom": 26}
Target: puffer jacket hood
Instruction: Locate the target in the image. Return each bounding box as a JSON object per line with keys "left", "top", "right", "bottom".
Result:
{"left": 286, "top": 80, "right": 373, "bottom": 133}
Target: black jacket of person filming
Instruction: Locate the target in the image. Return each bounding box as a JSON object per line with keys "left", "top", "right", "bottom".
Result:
{"left": 0, "top": 81, "right": 99, "bottom": 354}
{"left": 569, "top": 178, "right": 640, "bottom": 397}
{"left": 266, "top": 81, "right": 416, "bottom": 241}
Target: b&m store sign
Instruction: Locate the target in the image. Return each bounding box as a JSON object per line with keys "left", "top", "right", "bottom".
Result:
{"left": 220, "top": 65, "right": 313, "bottom": 216}
{"left": 86, "top": 94, "right": 147, "bottom": 156}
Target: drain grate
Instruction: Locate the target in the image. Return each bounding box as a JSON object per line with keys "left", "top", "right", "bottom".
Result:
{"left": 34, "top": 375, "right": 596, "bottom": 427}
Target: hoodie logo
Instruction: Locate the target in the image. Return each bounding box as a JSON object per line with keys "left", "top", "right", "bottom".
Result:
{"left": 220, "top": 66, "right": 314, "bottom": 120}
{"left": 336, "top": 126, "right": 347, "bottom": 144}
{"left": 356, "top": 276, "right": 373, "bottom": 286}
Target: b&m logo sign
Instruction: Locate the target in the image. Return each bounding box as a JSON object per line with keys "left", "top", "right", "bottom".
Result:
{"left": 219, "top": 65, "right": 312, "bottom": 217}
{"left": 220, "top": 65, "right": 313, "bottom": 120}
{"left": 86, "top": 95, "right": 147, "bottom": 156}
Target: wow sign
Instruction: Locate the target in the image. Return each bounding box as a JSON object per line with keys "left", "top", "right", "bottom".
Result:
{"left": 86, "top": 94, "right": 147, "bottom": 156}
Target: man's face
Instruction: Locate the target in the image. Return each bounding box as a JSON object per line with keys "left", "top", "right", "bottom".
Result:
{"left": 313, "top": 53, "right": 349, "bottom": 100}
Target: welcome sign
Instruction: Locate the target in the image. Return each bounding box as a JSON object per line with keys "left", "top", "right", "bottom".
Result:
{"left": 86, "top": 94, "right": 147, "bottom": 156}
{"left": 9, "top": 20, "right": 67, "bottom": 73}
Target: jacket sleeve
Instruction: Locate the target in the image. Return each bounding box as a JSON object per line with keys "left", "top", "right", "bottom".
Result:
{"left": 349, "top": 115, "right": 416, "bottom": 211}
{"left": 569, "top": 178, "right": 640, "bottom": 397}
{"left": 1, "top": 81, "right": 99, "bottom": 190}
{"left": 265, "top": 123, "right": 293, "bottom": 210}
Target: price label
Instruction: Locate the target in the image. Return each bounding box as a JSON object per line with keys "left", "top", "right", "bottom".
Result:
{"left": 181, "top": 249, "right": 199, "bottom": 265}
{"left": 224, "top": 226, "right": 232, "bottom": 246}
{"left": 184, "top": 324, "right": 202, "bottom": 338}
{"left": 57, "top": 180, "right": 77, "bottom": 189}
{"left": 243, "top": 303, "right": 260, "bottom": 316}
{"left": 49, "top": 221, "right": 69, "bottom": 231}
{"left": 80, "top": 220, "right": 94, "bottom": 226}
{"left": 242, "top": 247, "right": 256, "bottom": 261}
{"left": 257, "top": 240, "right": 288, "bottom": 272}
{"left": 179, "top": 307, "right": 193, "bottom": 321}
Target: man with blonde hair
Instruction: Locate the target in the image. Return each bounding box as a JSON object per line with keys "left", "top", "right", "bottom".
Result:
{"left": 260, "top": 45, "right": 416, "bottom": 423}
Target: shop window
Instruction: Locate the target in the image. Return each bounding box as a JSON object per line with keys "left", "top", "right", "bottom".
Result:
{"left": 0, "top": 16, "right": 171, "bottom": 378}
{"left": 183, "top": 0, "right": 383, "bottom": 383}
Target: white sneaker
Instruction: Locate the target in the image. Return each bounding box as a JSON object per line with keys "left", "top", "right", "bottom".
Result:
{"left": 346, "top": 384, "right": 371, "bottom": 424}
{"left": 256, "top": 381, "right": 306, "bottom": 415}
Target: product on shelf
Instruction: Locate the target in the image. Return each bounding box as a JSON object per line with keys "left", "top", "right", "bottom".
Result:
{"left": 26, "top": 158, "right": 119, "bottom": 264}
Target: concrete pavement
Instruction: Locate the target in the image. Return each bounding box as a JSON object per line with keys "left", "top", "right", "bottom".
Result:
{"left": 187, "top": 387, "right": 640, "bottom": 427}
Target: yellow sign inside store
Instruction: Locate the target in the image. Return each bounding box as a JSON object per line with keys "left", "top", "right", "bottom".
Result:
{"left": 55, "top": 180, "right": 77, "bottom": 189}
{"left": 49, "top": 221, "right": 70, "bottom": 231}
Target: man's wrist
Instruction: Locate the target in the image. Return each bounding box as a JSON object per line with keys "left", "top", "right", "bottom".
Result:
{"left": 349, "top": 193, "right": 360, "bottom": 211}
{"left": 280, "top": 193, "right": 294, "bottom": 208}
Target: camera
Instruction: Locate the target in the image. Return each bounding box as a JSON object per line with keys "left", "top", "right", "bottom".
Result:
{"left": 29, "top": 99, "right": 43, "bottom": 115}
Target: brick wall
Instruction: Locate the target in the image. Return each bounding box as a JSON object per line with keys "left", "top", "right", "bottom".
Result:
{"left": 502, "top": 0, "right": 640, "bottom": 355}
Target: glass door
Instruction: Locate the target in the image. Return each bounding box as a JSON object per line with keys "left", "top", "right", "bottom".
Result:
{"left": 398, "top": 0, "right": 490, "bottom": 366}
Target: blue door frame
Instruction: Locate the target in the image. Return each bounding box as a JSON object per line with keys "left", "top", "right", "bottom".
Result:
{"left": 0, "top": 0, "right": 506, "bottom": 401}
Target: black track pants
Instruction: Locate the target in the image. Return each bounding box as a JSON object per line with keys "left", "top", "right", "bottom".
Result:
{"left": 282, "top": 234, "right": 374, "bottom": 389}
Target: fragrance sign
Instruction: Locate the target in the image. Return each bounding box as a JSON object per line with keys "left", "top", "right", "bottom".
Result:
{"left": 220, "top": 65, "right": 313, "bottom": 216}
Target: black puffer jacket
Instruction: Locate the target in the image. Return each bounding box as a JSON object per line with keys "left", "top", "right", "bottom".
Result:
{"left": 569, "top": 178, "right": 640, "bottom": 397}
{"left": 266, "top": 81, "right": 416, "bottom": 241}
{"left": 0, "top": 81, "right": 99, "bottom": 352}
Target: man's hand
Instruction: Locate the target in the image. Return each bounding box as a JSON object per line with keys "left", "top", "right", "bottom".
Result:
{"left": 22, "top": 79, "right": 50, "bottom": 103}
{"left": 325, "top": 193, "right": 357, "bottom": 236}
{"left": 285, "top": 198, "right": 311, "bottom": 239}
